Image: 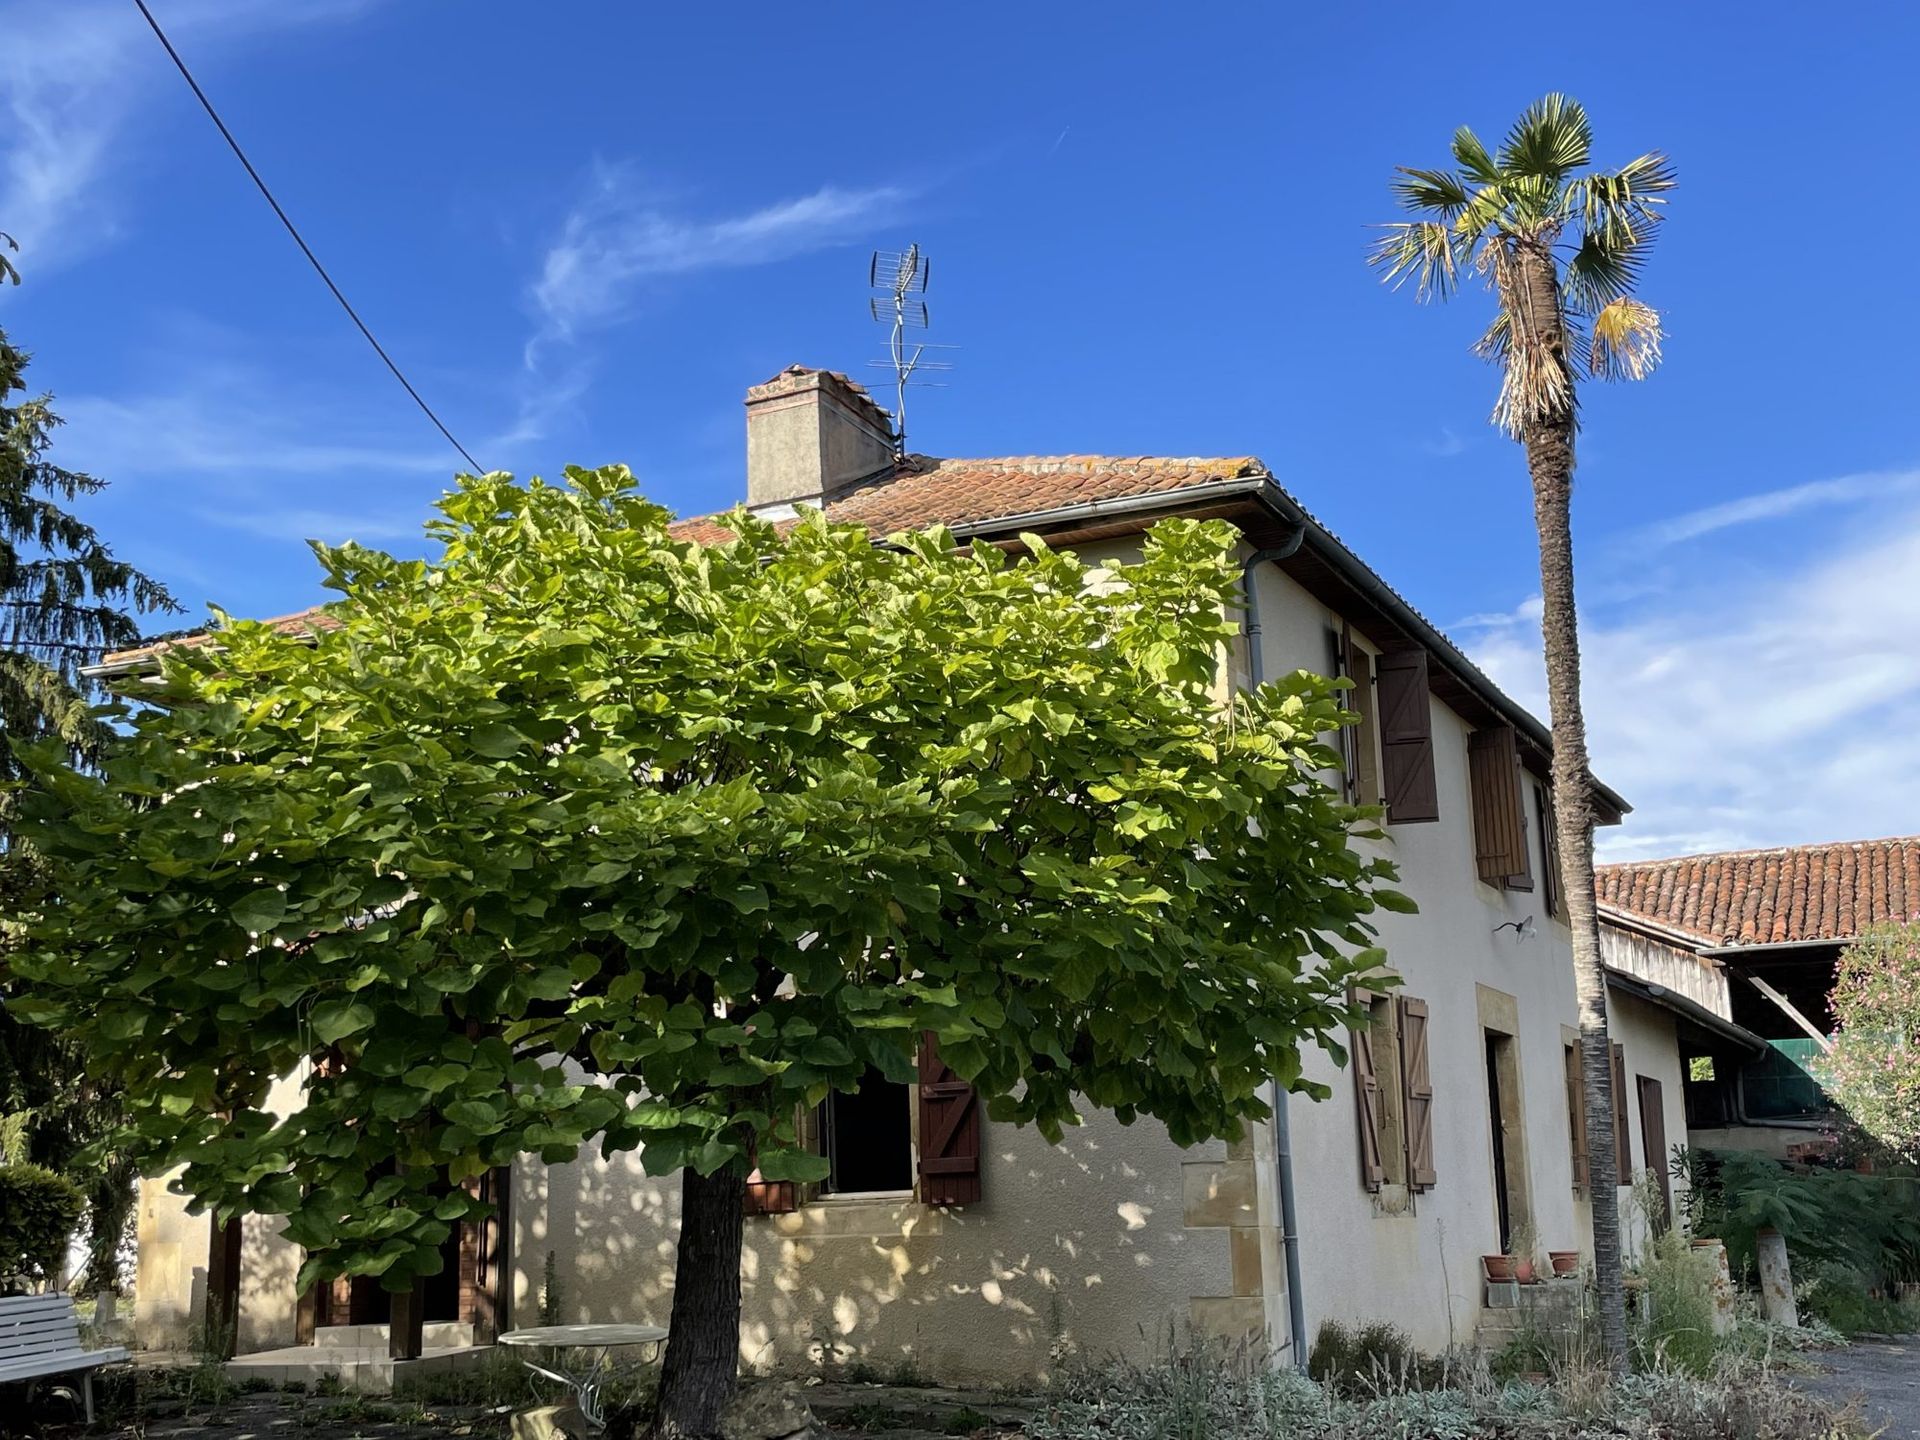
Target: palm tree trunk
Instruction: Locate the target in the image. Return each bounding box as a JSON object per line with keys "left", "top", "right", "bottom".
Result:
{"left": 652, "top": 1164, "right": 745, "bottom": 1438}
{"left": 1510, "top": 241, "right": 1630, "bottom": 1371}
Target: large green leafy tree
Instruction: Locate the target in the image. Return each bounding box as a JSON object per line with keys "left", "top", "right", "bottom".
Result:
{"left": 1, "top": 234, "right": 178, "bottom": 1292}
{"left": 1820, "top": 922, "right": 1920, "bottom": 1164}
{"left": 1371, "top": 95, "right": 1674, "bottom": 1368}
{"left": 12, "top": 467, "right": 1399, "bottom": 1435}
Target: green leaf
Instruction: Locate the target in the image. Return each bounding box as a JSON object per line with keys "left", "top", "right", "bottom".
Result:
{"left": 310, "top": 999, "right": 376, "bottom": 1045}
{"left": 470, "top": 723, "right": 526, "bottom": 758}
{"left": 230, "top": 888, "right": 288, "bottom": 933}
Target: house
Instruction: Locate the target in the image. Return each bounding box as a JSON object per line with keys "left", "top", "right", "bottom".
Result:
{"left": 1598, "top": 836, "right": 1920, "bottom": 1161}
{"left": 115, "top": 365, "right": 1654, "bottom": 1381}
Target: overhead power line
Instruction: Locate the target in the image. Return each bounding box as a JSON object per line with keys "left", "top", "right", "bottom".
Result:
{"left": 131, "top": 0, "right": 485, "bottom": 474}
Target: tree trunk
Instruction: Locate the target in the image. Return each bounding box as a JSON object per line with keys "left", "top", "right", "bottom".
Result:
{"left": 653, "top": 1165, "right": 746, "bottom": 1439}
{"left": 1509, "top": 239, "right": 1630, "bottom": 1371}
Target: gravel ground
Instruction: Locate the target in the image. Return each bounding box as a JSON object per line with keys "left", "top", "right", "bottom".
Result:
{"left": 1798, "top": 1339, "right": 1920, "bottom": 1438}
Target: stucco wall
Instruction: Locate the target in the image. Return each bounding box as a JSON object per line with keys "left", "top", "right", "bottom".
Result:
{"left": 1607, "top": 990, "right": 1691, "bottom": 1260}
{"left": 1240, "top": 561, "right": 1589, "bottom": 1352}
{"left": 514, "top": 1107, "right": 1239, "bottom": 1383}
{"left": 132, "top": 1171, "right": 205, "bottom": 1352}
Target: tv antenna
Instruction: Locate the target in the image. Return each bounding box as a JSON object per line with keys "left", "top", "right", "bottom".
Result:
{"left": 868, "top": 244, "right": 951, "bottom": 457}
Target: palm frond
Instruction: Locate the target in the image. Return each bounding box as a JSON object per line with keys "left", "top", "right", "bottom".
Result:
{"left": 1390, "top": 166, "right": 1473, "bottom": 218}
{"left": 1472, "top": 309, "right": 1511, "bottom": 367}
{"left": 1450, "top": 127, "right": 1503, "bottom": 186}
{"left": 1569, "top": 151, "right": 1676, "bottom": 253}
{"left": 1560, "top": 231, "right": 1643, "bottom": 316}
{"left": 1, "top": 232, "right": 18, "bottom": 288}
{"left": 1368, "top": 221, "right": 1464, "bottom": 301}
{"left": 1455, "top": 184, "right": 1513, "bottom": 243}
{"left": 1499, "top": 93, "right": 1593, "bottom": 182}
{"left": 1588, "top": 297, "right": 1664, "bottom": 381}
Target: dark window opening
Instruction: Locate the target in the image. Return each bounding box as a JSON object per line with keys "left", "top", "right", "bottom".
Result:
{"left": 822, "top": 1066, "right": 914, "bottom": 1194}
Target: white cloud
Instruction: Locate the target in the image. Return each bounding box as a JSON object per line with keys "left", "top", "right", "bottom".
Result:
{"left": 1457, "top": 482, "right": 1920, "bottom": 860}
{"left": 0, "top": 0, "right": 384, "bottom": 274}
{"left": 1637, "top": 468, "right": 1920, "bottom": 549}
{"left": 197, "top": 506, "right": 427, "bottom": 544}
{"left": 529, "top": 164, "right": 907, "bottom": 340}
{"left": 59, "top": 375, "right": 454, "bottom": 481}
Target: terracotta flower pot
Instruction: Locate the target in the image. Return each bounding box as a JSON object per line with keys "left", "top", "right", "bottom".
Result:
{"left": 1483, "top": 1254, "right": 1516, "bottom": 1282}
{"left": 1514, "top": 1257, "right": 1537, "bottom": 1284}
{"left": 1549, "top": 1250, "right": 1581, "bottom": 1277}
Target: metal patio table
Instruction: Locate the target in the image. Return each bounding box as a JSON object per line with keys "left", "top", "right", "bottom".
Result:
{"left": 496, "top": 1323, "right": 668, "bottom": 1431}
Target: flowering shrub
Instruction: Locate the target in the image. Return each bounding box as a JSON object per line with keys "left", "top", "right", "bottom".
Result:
{"left": 1819, "top": 922, "right": 1920, "bottom": 1162}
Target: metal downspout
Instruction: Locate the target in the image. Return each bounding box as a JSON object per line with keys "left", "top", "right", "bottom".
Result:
{"left": 1241, "top": 531, "right": 1309, "bottom": 1371}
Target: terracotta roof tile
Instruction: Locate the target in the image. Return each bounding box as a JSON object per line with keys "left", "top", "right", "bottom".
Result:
{"left": 101, "top": 607, "right": 339, "bottom": 667}
{"left": 666, "top": 454, "right": 1264, "bottom": 544}
{"left": 1597, "top": 836, "right": 1920, "bottom": 947}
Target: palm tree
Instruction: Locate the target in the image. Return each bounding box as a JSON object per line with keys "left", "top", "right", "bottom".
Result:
{"left": 1371, "top": 94, "right": 1673, "bottom": 1368}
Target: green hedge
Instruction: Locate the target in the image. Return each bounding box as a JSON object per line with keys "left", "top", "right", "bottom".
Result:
{"left": 0, "top": 1163, "right": 87, "bottom": 1284}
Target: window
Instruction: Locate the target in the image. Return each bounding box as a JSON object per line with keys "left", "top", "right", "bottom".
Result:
{"left": 1352, "top": 992, "right": 1435, "bottom": 1194}
{"left": 744, "top": 1037, "right": 983, "bottom": 1216}
{"left": 819, "top": 1066, "right": 914, "bottom": 1194}
{"left": 1325, "top": 626, "right": 1380, "bottom": 807}
{"left": 1536, "top": 783, "right": 1562, "bottom": 919}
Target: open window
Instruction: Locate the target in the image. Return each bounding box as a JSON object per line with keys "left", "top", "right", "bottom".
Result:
{"left": 819, "top": 1067, "right": 915, "bottom": 1195}
{"left": 1326, "top": 625, "right": 1380, "bottom": 807}
{"left": 744, "top": 1036, "right": 982, "bottom": 1215}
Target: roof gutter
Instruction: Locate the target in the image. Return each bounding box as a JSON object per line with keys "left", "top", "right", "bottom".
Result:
{"left": 1604, "top": 965, "right": 1767, "bottom": 1057}
{"left": 80, "top": 655, "right": 164, "bottom": 681}
{"left": 945, "top": 475, "right": 1273, "bottom": 541}
{"left": 1696, "top": 936, "right": 1851, "bottom": 959}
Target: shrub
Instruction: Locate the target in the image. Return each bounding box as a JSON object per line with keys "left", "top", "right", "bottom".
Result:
{"left": 0, "top": 1162, "right": 86, "bottom": 1286}
{"left": 1677, "top": 1145, "right": 1920, "bottom": 1280}
{"left": 1798, "top": 1260, "right": 1920, "bottom": 1337}
{"left": 1632, "top": 1228, "right": 1719, "bottom": 1375}
{"left": 1820, "top": 922, "right": 1920, "bottom": 1162}
{"left": 1305, "top": 1319, "right": 1422, "bottom": 1397}
{"left": 1031, "top": 1346, "right": 1872, "bottom": 1439}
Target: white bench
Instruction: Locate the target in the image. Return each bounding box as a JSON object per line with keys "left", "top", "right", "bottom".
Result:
{"left": 0, "top": 1293, "right": 130, "bottom": 1422}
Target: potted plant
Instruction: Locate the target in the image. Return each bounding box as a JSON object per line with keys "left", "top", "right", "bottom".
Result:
{"left": 1509, "top": 1221, "right": 1541, "bottom": 1284}
{"left": 1548, "top": 1249, "right": 1581, "bottom": 1278}
{"left": 1482, "top": 1253, "right": 1516, "bottom": 1283}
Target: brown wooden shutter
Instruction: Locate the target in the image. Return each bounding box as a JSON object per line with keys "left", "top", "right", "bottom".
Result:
{"left": 1351, "top": 1015, "right": 1385, "bottom": 1192}
{"left": 1537, "top": 784, "right": 1562, "bottom": 919}
{"left": 1376, "top": 650, "right": 1439, "bottom": 824}
{"left": 1638, "top": 1075, "right": 1671, "bottom": 1223}
{"left": 1468, "top": 725, "right": 1533, "bottom": 890}
{"left": 1564, "top": 1043, "right": 1589, "bottom": 1188}
{"left": 918, "top": 1034, "right": 982, "bottom": 1206}
{"left": 1399, "top": 996, "right": 1436, "bottom": 1190}
{"left": 1611, "top": 1042, "right": 1632, "bottom": 1182}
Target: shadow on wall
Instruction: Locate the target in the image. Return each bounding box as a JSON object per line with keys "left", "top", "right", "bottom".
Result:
{"left": 523, "top": 1112, "right": 1219, "bottom": 1386}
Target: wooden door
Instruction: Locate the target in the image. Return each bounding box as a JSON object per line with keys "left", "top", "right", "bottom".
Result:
{"left": 1637, "top": 1075, "right": 1671, "bottom": 1223}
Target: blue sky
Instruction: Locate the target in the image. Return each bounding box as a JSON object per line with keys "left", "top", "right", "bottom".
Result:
{"left": 4, "top": 0, "right": 1918, "bottom": 859}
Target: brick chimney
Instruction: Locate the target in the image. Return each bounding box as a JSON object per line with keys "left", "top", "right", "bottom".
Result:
{"left": 745, "top": 365, "right": 897, "bottom": 510}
